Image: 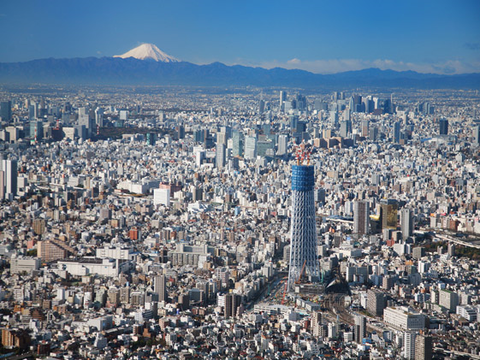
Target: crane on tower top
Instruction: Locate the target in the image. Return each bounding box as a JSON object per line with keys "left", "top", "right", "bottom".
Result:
{"left": 294, "top": 141, "right": 312, "bottom": 166}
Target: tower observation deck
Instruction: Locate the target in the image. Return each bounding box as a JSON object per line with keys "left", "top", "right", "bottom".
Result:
{"left": 287, "top": 161, "right": 320, "bottom": 292}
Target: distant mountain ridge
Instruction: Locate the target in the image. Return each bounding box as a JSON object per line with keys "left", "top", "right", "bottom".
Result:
{"left": 0, "top": 56, "right": 478, "bottom": 89}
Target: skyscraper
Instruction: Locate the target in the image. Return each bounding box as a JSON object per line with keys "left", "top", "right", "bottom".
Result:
{"left": 28, "top": 104, "right": 37, "bottom": 120}
{"left": 473, "top": 124, "right": 480, "bottom": 146}
{"left": 0, "top": 101, "right": 12, "bottom": 122}
{"left": 340, "top": 120, "right": 352, "bottom": 138}
{"left": 78, "top": 107, "right": 95, "bottom": 137}
{"left": 369, "top": 126, "right": 378, "bottom": 141}
{"left": 381, "top": 199, "right": 398, "bottom": 230}
{"left": 279, "top": 91, "right": 287, "bottom": 112}
{"left": 244, "top": 136, "right": 257, "bottom": 160}
{"left": 330, "top": 110, "right": 339, "bottom": 127}
{"left": 401, "top": 208, "right": 414, "bottom": 240}
{"left": 0, "top": 160, "right": 17, "bottom": 200}
{"left": 225, "top": 293, "right": 242, "bottom": 318}
{"left": 277, "top": 134, "right": 288, "bottom": 156}
{"left": 216, "top": 143, "right": 226, "bottom": 170}
{"left": 367, "top": 289, "right": 385, "bottom": 316}
{"left": 232, "top": 130, "right": 244, "bottom": 157}
{"left": 404, "top": 332, "right": 416, "bottom": 360}
{"left": 354, "top": 201, "right": 369, "bottom": 235}
{"left": 29, "top": 121, "right": 43, "bottom": 141}
{"left": 94, "top": 107, "right": 104, "bottom": 127}
{"left": 354, "top": 315, "right": 366, "bottom": 343}
{"left": 415, "top": 335, "right": 433, "bottom": 360}
{"left": 287, "top": 162, "right": 320, "bottom": 291}
{"left": 154, "top": 274, "right": 167, "bottom": 302}
{"left": 361, "top": 120, "right": 369, "bottom": 137}
{"left": 311, "top": 311, "right": 323, "bottom": 336}
{"left": 439, "top": 118, "right": 448, "bottom": 135}
{"left": 259, "top": 99, "right": 265, "bottom": 114}
{"left": 393, "top": 121, "right": 401, "bottom": 143}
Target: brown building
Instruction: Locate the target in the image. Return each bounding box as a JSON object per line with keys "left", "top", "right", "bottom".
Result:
{"left": 2, "top": 328, "right": 30, "bottom": 349}
{"left": 415, "top": 335, "right": 433, "bottom": 360}
{"left": 33, "top": 219, "right": 46, "bottom": 235}
{"left": 37, "top": 239, "right": 74, "bottom": 262}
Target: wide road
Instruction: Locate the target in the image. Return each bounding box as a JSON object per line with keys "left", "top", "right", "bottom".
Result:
{"left": 246, "top": 271, "right": 288, "bottom": 309}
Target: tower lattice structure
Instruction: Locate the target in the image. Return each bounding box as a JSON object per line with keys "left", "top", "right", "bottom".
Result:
{"left": 287, "top": 157, "right": 320, "bottom": 291}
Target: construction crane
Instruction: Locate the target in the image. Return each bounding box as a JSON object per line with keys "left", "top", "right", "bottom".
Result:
{"left": 295, "top": 260, "right": 307, "bottom": 284}
{"left": 295, "top": 143, "right": 312, "bottom": 166}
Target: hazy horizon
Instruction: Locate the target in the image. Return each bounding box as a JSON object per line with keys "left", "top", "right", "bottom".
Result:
{"left": 1, "top": 0, "right": 479, "bottom": 75}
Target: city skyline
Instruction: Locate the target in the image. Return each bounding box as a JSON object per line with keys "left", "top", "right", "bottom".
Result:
{"left": 0, "top": 0, "right": 479, "bottom": 74}
{"left": 0, "top": 82, "right": 479, "bottom": 358}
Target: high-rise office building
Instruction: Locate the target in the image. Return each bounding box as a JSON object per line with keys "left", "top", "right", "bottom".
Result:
{"left": 354, "top": 201, "right": 370, "bottom": 235}
{"left": 311, "top": 311, "right": 323, "bottom": 336}
{"left": 146, "top": 133, "right": 156, "bottom": 146}
{"left": 154, "top": 274, "right": 167, "bottom": 302}
{"left": 244, "top": 136, "right": 257, "bottom": 160}
{"left": 394, "top": 121, "right": 401, "bottom": 143}
{"left": 224, "top": 293, "right": 242, "bottom": 318}
{"left": 381, "top": 199, "right": 398, "bottom": 230}
{"left": 354, "top": 315, "right": 366, "bottom": 343}
{"left": 448, "top": 243, "right": 455, "bottom": 257}
{"left": 340, "top": 120, "right": 352, "bottom": 138}
{"left": 439, "top": 118, "right": 448, "bottom": 135}
{"left": 0, "top": 160, "right": 17, "bottom": 200}
{"left": 29, "top": 121, "right": 43, "bottom": 141}
{"left": 0, "top": 101, "right": 12, "bottom": 122}
{"left": 0, "top": 171, "right": 4, "bottom": 200}
{"left": 232, "top": 130, "right": 244, "bottom": 157}
{"left": 401, "top": 208, "right": 414, "bottom": 240}
{"left": 259, "top": 99, "right": 265, "bottom": 114}
{"left": 217, "top": 126, "right": 231, "bottom": 145}
{"left": 175, "top": 125, "right": 185, "bottom": 140}
{"left": 257, "top": 139, "right": 274, "bottom": 158}
{"left": 330, "top": 110, "right": 339, "bottom": 127}
{"left": 348, "top": 97, "right": 355, "bottom": 112}
{"left": 361, "top": 120, "right": 369, "bottom": 137}
{"left": 287, "top": 164, "right": 320, "bottom": 291}
{"left": 216, "top": 143, "right": 226, "bottom": 170}
{"left": 94, "top": 107, "right": 104, "bottom": 127}
{"left": 473, "top": 124, "right": 480, "bottom": 146}
{"left": 367, "top": 289, "right": 385, "bottom": 316}
{"left": 415, "top": 335, "right": 432, "bottom": 360}
{"left": 28, "top": 104, "right": 37, "bottom": 120}
{"left": 279, "top": 91, "right": 287, "bottom": 112}
{"left": 295, "top": 94, "right": 307, "bottom": 112}
{"left": 439, "top": 289, "right": 458, "bottom": 312}
{"left": 364, "top": 97, "right": 374, "bottom": 113}
{"left": 277, "top": 134, "right": 288, "bottom": 156}
{"left": 404, "top": 332, "right": 416, "bottom": 360}
{"left": 314, "top": 188, "right": 325, "bottom": 204}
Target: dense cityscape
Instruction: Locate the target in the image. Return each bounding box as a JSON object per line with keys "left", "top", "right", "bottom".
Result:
{"left": 0, "top": 84, "right": 478, "bottom": 359}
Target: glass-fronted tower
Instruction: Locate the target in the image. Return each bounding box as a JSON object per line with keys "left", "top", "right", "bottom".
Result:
{"left": 287, "top": 164, "right": 320, "bottom": 291}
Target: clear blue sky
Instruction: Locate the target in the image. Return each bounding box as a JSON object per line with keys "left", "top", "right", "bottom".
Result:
{"left": 1, "top": 0, "right": 479, "bottom": 74}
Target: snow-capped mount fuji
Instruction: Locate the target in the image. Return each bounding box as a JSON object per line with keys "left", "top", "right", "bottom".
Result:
{"left": 114, "top": 43, "right": 180, "bottom": 62}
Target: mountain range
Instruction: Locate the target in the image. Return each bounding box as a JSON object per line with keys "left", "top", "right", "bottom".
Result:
{"left": 0, "top": 44, "right": 478, "bottom": 89}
